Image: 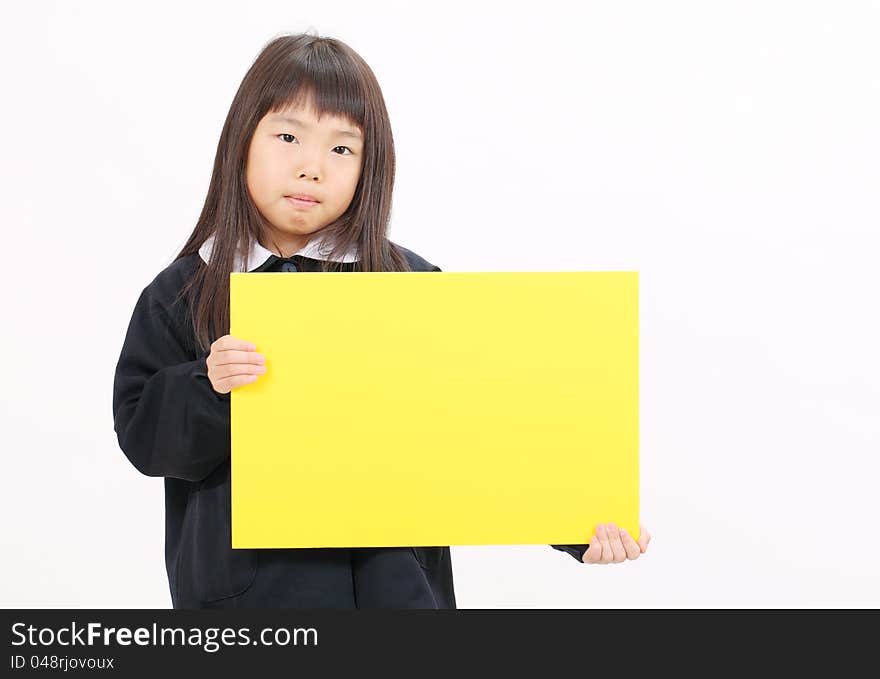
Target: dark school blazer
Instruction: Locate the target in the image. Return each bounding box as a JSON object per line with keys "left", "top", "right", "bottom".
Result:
{"left": 112, "top": 243, "right": 588, "bottom": 608}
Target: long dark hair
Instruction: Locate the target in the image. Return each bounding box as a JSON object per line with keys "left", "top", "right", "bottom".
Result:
{"left": 174, "top": 32, "right": 411, "bottom": 354}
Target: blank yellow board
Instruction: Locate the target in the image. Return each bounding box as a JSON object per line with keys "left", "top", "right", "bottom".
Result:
{"left": 230, "top": 271, "right": 639, "bottom": 548}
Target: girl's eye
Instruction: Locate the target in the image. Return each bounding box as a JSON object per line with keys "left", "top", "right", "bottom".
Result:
{"left": 277, "top": 134, "right": 353, "bottom": 155}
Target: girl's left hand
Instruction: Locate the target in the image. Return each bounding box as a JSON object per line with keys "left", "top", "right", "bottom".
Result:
{"left": 582, "top": 523, "right": 651, "bottom": 564}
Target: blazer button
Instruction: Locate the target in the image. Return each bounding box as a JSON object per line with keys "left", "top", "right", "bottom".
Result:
{"left": 281, "top": 261, "right": 298, "bottom": 272}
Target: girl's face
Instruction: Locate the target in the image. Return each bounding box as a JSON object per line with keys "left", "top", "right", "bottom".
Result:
{"left": 246, "top": 101, "right": 364, "bottom": 256}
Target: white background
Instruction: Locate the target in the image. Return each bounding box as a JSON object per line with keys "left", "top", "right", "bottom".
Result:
{"left": 1, "top": 0, "right": 878, "bottom": 608}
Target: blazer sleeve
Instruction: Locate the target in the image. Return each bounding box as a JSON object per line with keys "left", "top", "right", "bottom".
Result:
{"left": 112, "top": 281, "right": 231, "bottom": 483}
{"left": 550, "top": 544, "right": 589, "bottom": 562}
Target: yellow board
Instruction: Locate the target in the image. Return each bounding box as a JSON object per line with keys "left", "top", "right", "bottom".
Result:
{"left": 230, "top": 271, "right": 639, "bottom": 548}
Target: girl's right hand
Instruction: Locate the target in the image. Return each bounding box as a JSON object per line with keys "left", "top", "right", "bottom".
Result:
{"left": 206, "top": 335, "right": 267, "bottom": 394}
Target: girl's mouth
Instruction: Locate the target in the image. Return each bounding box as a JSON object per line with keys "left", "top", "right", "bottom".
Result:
{"left": 285, "top": 196, "right": 319, "bottom": 208}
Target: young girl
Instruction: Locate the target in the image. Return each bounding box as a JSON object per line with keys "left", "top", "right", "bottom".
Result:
{"left": 112, "top": 32, "right": 649, "bottom": 609}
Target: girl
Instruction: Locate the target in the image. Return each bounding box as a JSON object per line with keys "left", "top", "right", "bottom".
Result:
{"left": 112, "top": 32, "right": 649, "bottom": 609}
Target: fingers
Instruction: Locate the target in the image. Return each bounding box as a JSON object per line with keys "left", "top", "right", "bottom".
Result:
{"left": 208, "top": 335, "right": 267, "bottom": 394}
{"left": 582, "top": 523, "right": 643, "bottom": 564}
{"left": 211, "top": 360, "right": 267, "bottom": 380}
{"left": 210, "top": 336, "right": 264, "bottom": 364}
{"left": 213, "top": 335, "right": 257, "bottom": 352}
{"left": 638, "top": 523, "right": 652, "bottom": 553}
{"left": 213, "top": 349, "right": 266, "bottom": 366}
{"left": 212, "top": 355, "right": 267, "bottom": 377}
{"left": 595, "top": 524, "right": 613, "bottom": 564}
{"left": 213, "top": 373, "right": 262, "bottom": 394}
{"left": 607, "top": 523, "right": 627, "bottom": 563}
{"left": 582, "top": 534, "right": 602, "bottom": 563}
{"left": 619, "top": 527, "right": 641, "bottom": 560}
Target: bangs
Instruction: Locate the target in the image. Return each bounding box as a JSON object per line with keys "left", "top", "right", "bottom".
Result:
{"left": 263, "top": 40, "right": 367, "bottom": 132}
